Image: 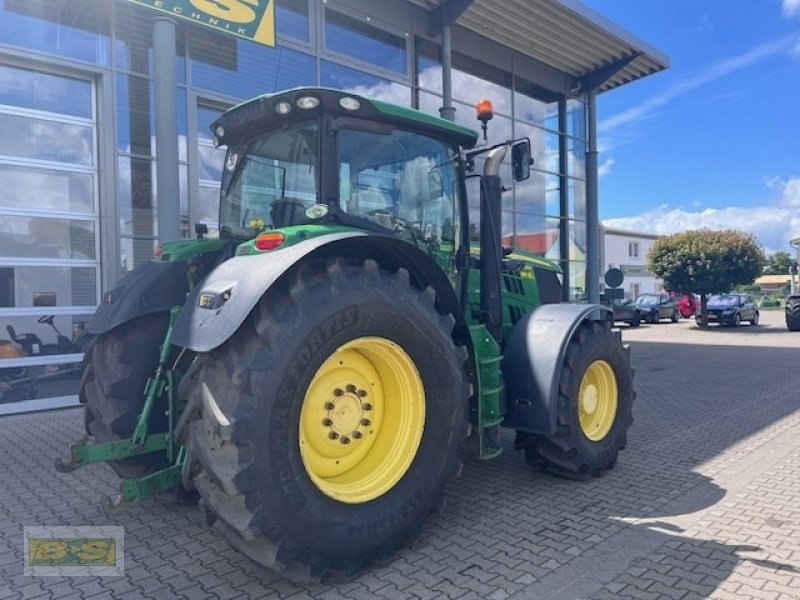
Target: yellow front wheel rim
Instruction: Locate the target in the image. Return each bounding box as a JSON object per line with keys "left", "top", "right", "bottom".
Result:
{"left": 578, "top": 360, "right": 618, "bottom": 442}
{"left": 299, "top": 337, "right": 425, "bottom": 504}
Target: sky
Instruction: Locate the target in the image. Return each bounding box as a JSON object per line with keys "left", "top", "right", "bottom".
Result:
{"left": 580, "top": 0, "right": 800, "bottom": 254}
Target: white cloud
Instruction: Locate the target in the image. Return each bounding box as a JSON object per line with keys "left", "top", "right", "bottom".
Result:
{"left": 784, "top": 0, "right": 800, "bottom": 17}
{"left": 792, "top": 37, "right": 800, "bottom": 60}
{"left": 599, "top": 34, "right": 799, "bottom": 134}
{"left": 598, "top": 158, "right": 615, "bottom": 178}
{"left": 602, "top": 177, "right": 800, "bottom": 254}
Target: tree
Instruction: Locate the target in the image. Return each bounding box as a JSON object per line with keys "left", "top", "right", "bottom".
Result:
{"left": 646, "top": 229, "right": 765, "bottom": 327}
{"left": 764, "top": 251, "right": 793, "bottom": 275}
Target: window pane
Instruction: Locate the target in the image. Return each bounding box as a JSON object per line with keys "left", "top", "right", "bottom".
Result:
{"left": 568, "top": 137, "right": 586, "bottom": 180}
{"left": 0, "top": 65, "right": 92, "bottom": 119}
{"left": 0, "top": 266, "right": 96, "bottom": 308}
{"left": 568, "top": 260, "right": 587, "bottom": 301}
{"left": 338, "top": 127, "right": 460, "bottom": 248}
{"left": 199, "top": 144, "right": 224, "bottom": 182}
{"left": 0, "top": 216, "right": 95, "bottom": 259}
{"left": 197, "top": 106, "right": 224, "bottom": 143}
{"left": 513, "top": 214, "right": 560, "bottom": 259}
{"left": 569, "top": 219, "right": 587, "bottom": 261}
{"left": 0, "top": 357, "right": 84, "bottom": 404}
{"left": 197, "top": 185, "right": 220, "bottom": 233}
{"left": 516, "top": 121, "right": 559, "bottom": 174}
{"left": 117, "top": 75, "right": 154, "bottom": 156}
{"left": 568, "top": 178, "right": 586, "bottom": 220}
{"left": 119, "top": 236, "right": 157, "bottom": 273}
{"left": 117, "top": 156, "right": 156, "bottom": 238}
{"left": 0, "top": 165, "right": 93, "bottom": 213}
{"left": 514, "top": 90, "right": 557, "bottom": 128}
{"left": 0, "top": 0, "right": 109, "bottom": 65}
{"left": 190, "top": 28, "right": 314, "bottom": 100}
{"left": 515, "top": 170, "right": 559, "bottom": 215}
{"left": 325, "top": 9, "right": 406, "bottom": 75}
{"left": 417, "top": 55, "right": 441, "bottom": 94}
{"left": 277, "top": 0, "right": 310, "bottom": 42}
{"left": 452, "top": 69, "right": 511, "bottom": 116}
{"left": 0, "top": 113, "right": 93, "bottom": 165}
{"left": 568, "top": 98, "right": 586, "bottom": 141}
{"left": 320, "top": 61, "right": 411, "bottom": 105}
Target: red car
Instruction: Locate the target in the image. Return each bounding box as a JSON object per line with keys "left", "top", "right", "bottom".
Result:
{"left": 676, "top": 293, "right": 700, "bottom": 318}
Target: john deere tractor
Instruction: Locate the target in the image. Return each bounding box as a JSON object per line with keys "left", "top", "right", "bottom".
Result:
{"left": 57, "top": 87, "right": 634, "bottom": 580}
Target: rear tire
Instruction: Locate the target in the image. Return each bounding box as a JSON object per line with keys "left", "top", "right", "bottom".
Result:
{"left": 671, "top": 310, "right": 679, "bottom": 323}
{"left": 81, "top": 314, "right": 171, "bottom": 478}
{"left": 786, "top": 298, "right": 800, "bottom": 331}
{"left": 750, "top": 311, "right": 759, "bottom": 326}
{"left": 525, "top": 322, "right": 634, "bottom": 480}
{"left": 181, "top": 258, "right": 469, "bottom": 580}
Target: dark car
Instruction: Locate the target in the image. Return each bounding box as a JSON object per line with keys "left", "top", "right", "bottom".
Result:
{"left": 608, "top": 298, "right": 641, "bottom": 327}
{"left": 700, "top": 293, "right": 759, "bottom": 327}
{"left": 633, "top": 293, "right": 680, "bottom": 324}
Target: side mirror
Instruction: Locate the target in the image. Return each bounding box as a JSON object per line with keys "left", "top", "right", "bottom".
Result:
{"left": 512, "top": 140, "right": 532, "bottom": 182}
{"left": 195, "top": 223, "right": 209, "bottom": 239}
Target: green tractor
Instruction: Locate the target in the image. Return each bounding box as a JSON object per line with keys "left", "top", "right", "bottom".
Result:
{"left": 58, "top": 87, "right": 634, "bottom": 580}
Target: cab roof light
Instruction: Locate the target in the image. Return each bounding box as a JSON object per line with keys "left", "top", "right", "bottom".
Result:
{"left": 296, "top": 95, "right": 320, "bottom": 109}
{"left": 339, "top": 96, "right": 361, "bottom": 111}
{"left": 254, "top": 231, "right": 286, "bottom": 251}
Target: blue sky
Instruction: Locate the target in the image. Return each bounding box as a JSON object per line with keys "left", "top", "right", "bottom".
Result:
{"left": 582, "top": 0, "right": 800, "bottom": 253}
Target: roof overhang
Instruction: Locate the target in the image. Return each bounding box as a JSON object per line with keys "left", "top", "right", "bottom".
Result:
{"left": 415, "top": 0, "right": 669, "bottom": 93}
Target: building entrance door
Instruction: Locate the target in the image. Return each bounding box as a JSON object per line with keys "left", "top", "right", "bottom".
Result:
{"left": 0, "top": 63, "right": 100, "bottom": 414}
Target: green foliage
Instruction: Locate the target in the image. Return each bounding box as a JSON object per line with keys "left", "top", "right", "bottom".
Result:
{"left": 764, "top": 251, "right": 793, "bottom": 275}
{"left": 646, "top": 229, "right": 765, "bottom": 296}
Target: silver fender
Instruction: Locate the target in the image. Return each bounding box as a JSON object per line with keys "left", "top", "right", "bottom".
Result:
{"left": 172, "top": 232, "right": 365, "bottom": 352}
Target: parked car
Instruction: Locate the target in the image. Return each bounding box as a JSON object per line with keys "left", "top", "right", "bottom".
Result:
{"left": 633, "top": 293, "right": 680, "bottom": 323}
{"left": 600, "top": 297, "right": 641, "bottom": 327}
{"left": 699, "top": 293, "right": 759, "bottom": 327}
{"left": 676, "top": 293, "right": 700, "bottom": 318}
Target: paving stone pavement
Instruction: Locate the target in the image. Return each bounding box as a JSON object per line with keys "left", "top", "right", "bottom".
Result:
{"left": 1, "top": 310, "right": 799, "bottom": 599}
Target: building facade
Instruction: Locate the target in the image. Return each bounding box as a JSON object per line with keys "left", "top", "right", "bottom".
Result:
{"left": 0, "top": 0, "right": 666, "bottom": 413}
{"left": 601, "top": 226, "right": 662, "bottom": 299}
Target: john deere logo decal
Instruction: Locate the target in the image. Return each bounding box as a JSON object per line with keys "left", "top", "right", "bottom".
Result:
{"left": 127, "top": 0, "right": 276, "bottom": 46}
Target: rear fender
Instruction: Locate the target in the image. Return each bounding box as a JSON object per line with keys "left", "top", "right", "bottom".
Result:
{"left": 172, "top": 232, "right": 467, "bottom": 353}
{"left": 501, "top": 303, "right": 612, "bottom": 434}
{"left": 88, "top": 260, "right": 191, "bottom": 336}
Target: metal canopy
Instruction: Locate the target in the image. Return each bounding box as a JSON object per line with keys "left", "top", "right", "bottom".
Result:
{"left": 413, "top": 0, "right": 669, "bottom": 92}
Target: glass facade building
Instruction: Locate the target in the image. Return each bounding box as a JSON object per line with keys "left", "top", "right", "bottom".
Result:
{"left": 0, "top": 0, "right": 662, "bottom": 413}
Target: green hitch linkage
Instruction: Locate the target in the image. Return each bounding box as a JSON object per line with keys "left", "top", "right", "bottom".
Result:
{"left": 55, "top": 306, "right": 182, "bottom": 474}
{"left": 131, "top": 306, "right": 181, "bottom": 447}
{"left": 101, "top": 447, "right": 187, "bottom": 515}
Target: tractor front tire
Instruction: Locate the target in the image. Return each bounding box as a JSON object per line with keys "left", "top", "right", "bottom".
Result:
{"left": 526, "top": 321, "right": 634, "bottom": 480}
{"left": 786, "top": 298, "right": 800, "bottom": 331}
{"left": 182, "top": 259, "right": 469, "bottom": 580}
{"left": 81, "top": 313, "right": 171, "bottom": 479}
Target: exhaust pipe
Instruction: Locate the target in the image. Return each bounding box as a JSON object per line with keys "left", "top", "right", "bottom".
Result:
{"left": 480, "top": 146, "right": 507, "bottom": 342}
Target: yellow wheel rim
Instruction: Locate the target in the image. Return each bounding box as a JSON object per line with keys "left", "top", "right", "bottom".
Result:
{"left": 578, "top": 360, "right": 618, "bottom": 442}
{"left": 299, "top": 336, "right": 425, "bottom": 504}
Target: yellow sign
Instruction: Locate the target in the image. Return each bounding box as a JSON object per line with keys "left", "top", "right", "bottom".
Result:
{"left": 127, "top": 0, "right": 276, "bottom": 47}
{"left": 28, "top": 538, "right": 116, "bottom": 567}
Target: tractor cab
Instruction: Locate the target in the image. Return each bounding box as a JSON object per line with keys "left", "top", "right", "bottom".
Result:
{"left": 213, "top": 88, "right": 476, "bottom": 247}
